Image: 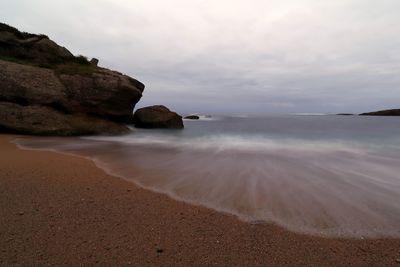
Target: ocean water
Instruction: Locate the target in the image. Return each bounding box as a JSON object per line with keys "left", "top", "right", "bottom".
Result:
{"left": 15, "top": 114, "right": 400, "bottom": 238}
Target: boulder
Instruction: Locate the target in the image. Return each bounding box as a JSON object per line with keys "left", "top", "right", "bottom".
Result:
{"left": 360, "top": 109, "right": 400, "bottom": 116}
{"left": 184, "top": 115, "right": 200, "bottom": 120}
{"left": 133, "top": 105, "right": 184, "bottom": 129}
{"left": 90, "top": 58, "right": 99, "bottom": 66}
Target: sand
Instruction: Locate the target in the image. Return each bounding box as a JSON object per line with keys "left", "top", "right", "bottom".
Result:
{"left": 0, "top": 134, "right": 399, "bottom": 266}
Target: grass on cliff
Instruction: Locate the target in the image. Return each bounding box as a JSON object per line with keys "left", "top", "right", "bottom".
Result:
{"left": 0, "top": 22, "right": 48, "bottom": 39}
{"left": 0, "top": 54, "right": 96, "bottom": 76}
{"left": 1, "top": 22, "right": 95, "bottom": 76}
{"left": 55, "top": 55, "right": 96, "bottom": 76}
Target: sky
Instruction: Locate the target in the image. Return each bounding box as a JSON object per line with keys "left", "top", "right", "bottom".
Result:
{"left": 2, "top": 0, "right": 400, "bottom": 114}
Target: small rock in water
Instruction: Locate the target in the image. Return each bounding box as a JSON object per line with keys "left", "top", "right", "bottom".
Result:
{"left": 156, "top": 249, "right": 164, "bottom": 253}
{"left": 17, "top": 211, "right": 24, "bottom": 216}
{"left": 184, "top": 115, "right": 200, "bottom": 120}
{"left": 396, "top": 258, "right": 400, "bottom": 263}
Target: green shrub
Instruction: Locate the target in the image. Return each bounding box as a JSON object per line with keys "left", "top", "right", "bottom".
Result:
{"left": 0, "top": 22, "right": 39, "bottom": 39}
{"left": 74, "top": 55, "right": 91, "bottom": 65}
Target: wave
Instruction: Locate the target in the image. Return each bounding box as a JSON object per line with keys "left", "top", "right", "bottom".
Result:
{"left": 14, "top": 131, "right": 400, "bottom": 238}
{"left": 84, "top": 134, "right": 373, "bottom": 155}
{"left": 292, "top": 113, "right": 329, "bottom": 116}
{"left": 183, "top": 115, "right": 219, "bottom": 121}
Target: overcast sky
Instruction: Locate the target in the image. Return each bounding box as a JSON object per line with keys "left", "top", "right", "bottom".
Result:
{"left": 2, "top": 0, "right": 400, "bottom": 114}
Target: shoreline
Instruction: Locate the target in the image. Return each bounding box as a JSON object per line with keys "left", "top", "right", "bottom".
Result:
{"left": 1, "top": 134, "right": 399, "bottom": 266}
{"left": 13, "top": 136, "right": 400, "bottom": 240}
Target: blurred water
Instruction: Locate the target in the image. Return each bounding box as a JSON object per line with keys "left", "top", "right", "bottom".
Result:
{"left": 16, "top": 115, "right": 400, "bottom": 237}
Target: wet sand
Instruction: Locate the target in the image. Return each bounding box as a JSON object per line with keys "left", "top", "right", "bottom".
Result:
{"left": 0, "top": 134, "right": 399, "bottom": 266}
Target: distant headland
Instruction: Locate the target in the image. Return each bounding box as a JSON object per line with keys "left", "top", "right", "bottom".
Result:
{"left": 359, "top": 109, "right": 400, "bottom": 116}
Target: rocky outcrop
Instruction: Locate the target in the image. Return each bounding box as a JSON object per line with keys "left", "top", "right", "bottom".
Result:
{"left": 0, "top": 23, "right": 145, "bottom": 136}
{"left": 133, "top": 105, "right": 184, "bottom": 129}
{"left": 360, "top": 109, "right": 400, "bottom": 116}
{"left": 184, "top": 115, "right": 200, "bottom": 120}
{"left": 0, "top": 102, "right": 128, "bottom": 136}
{"left": 57, "top": 68, "right": 144, "bottom": 122}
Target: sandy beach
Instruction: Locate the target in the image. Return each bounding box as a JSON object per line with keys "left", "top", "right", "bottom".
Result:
{"left": 0, "top": 134, "right": 399, "bottom": 266}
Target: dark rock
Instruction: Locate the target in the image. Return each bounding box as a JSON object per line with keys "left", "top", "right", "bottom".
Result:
{"left": 90, "top": 58, "right": 99, "bottom": 66}
{"left": 58, "top": 68, "right": 144, "bottom": 122}
{"left": 0, "top": 59, "right": 143, "bottom": 125}
{"left": 360, "top": 109, "right": 400, "bottom": 116}
{"left": 337, "top": 113, "right": 354, "bottom": 116}
{"left": 184, "top": 115, "right": 200, "bottom": 120}
{"left": 0, "top": 102, "right": 129, "bottom": 136}
{"left": 0, "top": 60, "right": 68, "bottom": 106}
{"left": 133, "top": 105, "right": 184, "bottom": 129}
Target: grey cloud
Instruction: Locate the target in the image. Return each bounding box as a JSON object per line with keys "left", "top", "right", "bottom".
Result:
{"left": 1, "top": 0, "right": 400, "bottom": 114}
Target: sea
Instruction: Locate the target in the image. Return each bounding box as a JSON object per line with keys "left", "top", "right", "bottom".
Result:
{"left": 15, "top": 114, "right": 400, "bottom": 238}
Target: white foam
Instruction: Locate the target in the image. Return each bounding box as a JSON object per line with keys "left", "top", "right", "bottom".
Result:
{"left": 14, "top": 134, "right": 400, "bottom": 238}
{"left": 292, "top": 113, "right": 328, "bottom": 116}
{"left": 85, "top": 134, "right": 369, "bottom": 155}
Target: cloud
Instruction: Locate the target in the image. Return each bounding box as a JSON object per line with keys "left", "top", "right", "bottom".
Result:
{"left": 2, "top": 0, "right": 400, "bottom": 113}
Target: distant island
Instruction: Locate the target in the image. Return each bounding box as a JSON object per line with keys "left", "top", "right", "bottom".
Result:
{"left": 335, "top": 109, "right": 400, "bottom": 116}
{"left": 0, "top": 23, "right": 182, "bottom": 136}
{"left": 360, "top": 109, "right": 400, "bottom": 116}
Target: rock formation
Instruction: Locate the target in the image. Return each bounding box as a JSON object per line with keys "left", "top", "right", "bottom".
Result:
{"left": 133, "top": 105, "right": 184, "bottom": 129}
{"left": 360, "top": 109, "right": 400, "bottom": 116}
{"left": 90, "top": 58, "right": 99, "bottom": 66}
{"left": 184, "top": 115, "right": 200, "bottom": 120}
{"left": 0, "top": 23, "right": 145, "bottom": 135}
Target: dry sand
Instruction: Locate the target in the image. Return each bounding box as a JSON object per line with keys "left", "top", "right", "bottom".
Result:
{"left": 0, "top": 134, "right": 399, "bottom": 266}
